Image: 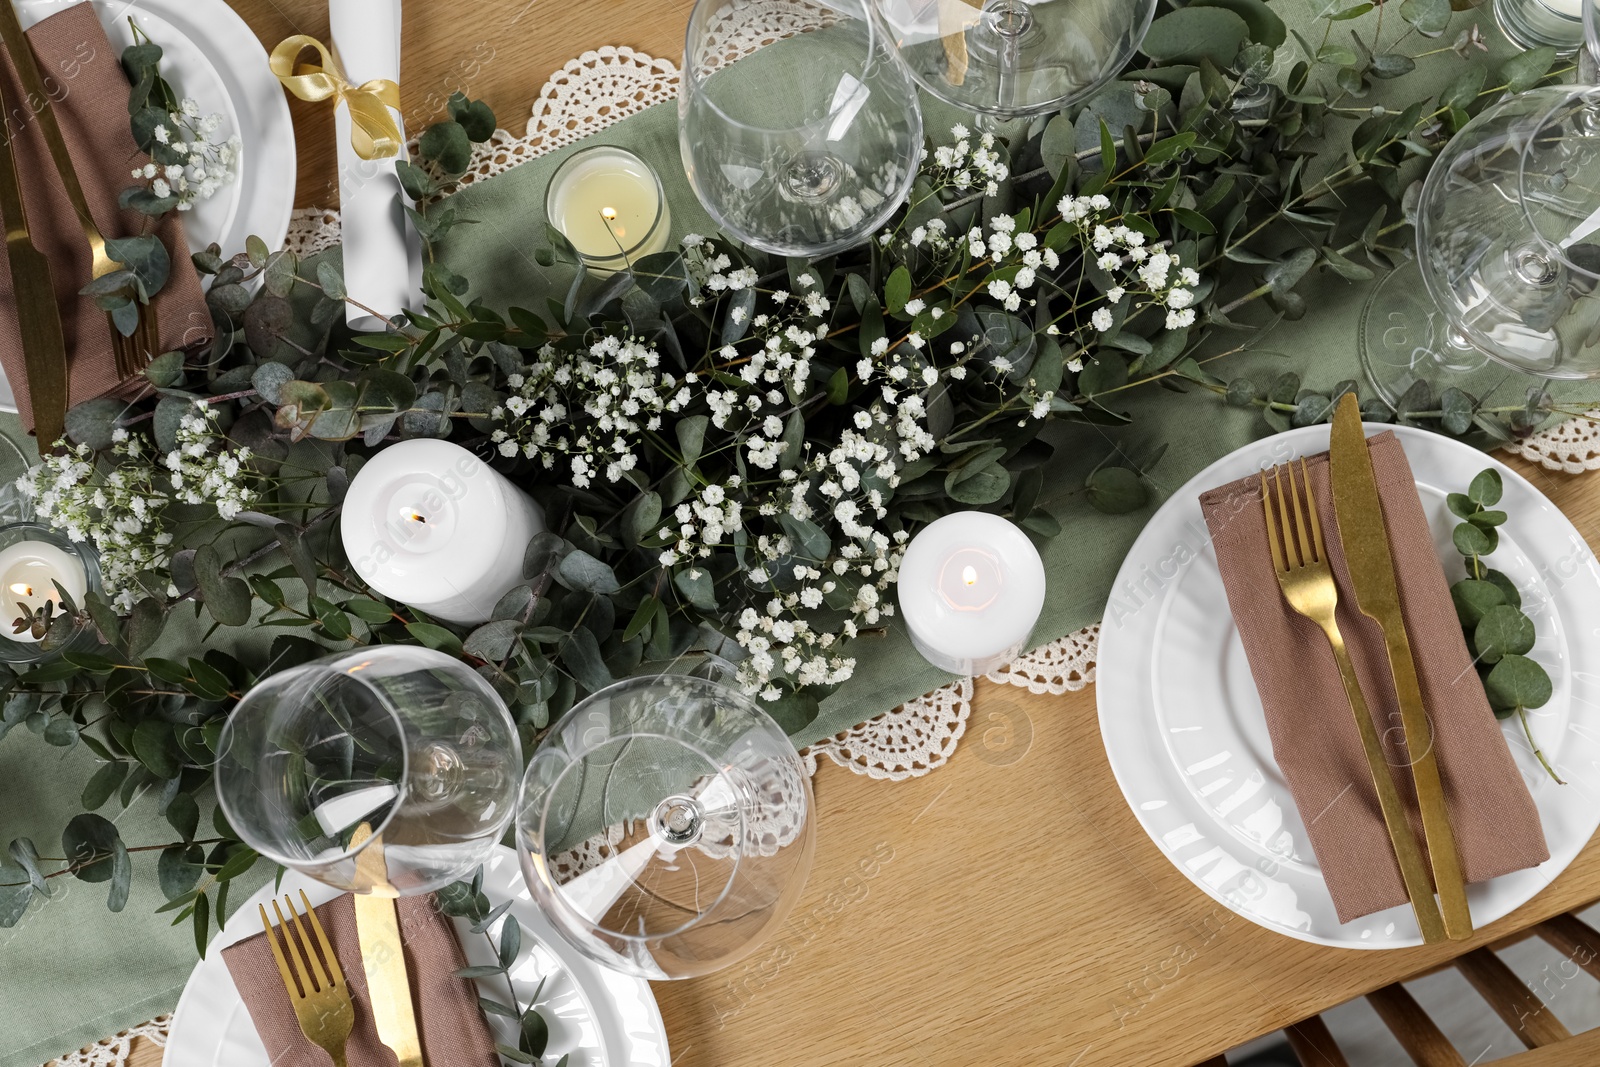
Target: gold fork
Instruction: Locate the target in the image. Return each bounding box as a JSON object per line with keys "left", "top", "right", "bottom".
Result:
{"left": 259, "top": 891, "right": 355, "bottom": 1067}
{"left": 0, "top": 0, "right": 154, "bottom": 380}
{"left": 1261, "top": 459, "right": 1448, "bottom": 945}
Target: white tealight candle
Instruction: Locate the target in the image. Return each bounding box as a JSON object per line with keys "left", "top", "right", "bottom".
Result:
{"left": 341, "top": 439, "right": 545, "bottom": 625}
{"left": 546, "top": 145, "right": 673, "bottom": 275}
{"left": 0, "top": 539, "right": 88, "bottom": 644}
{"left": 897, "top": 512, "right": 1046, "bottom": 677}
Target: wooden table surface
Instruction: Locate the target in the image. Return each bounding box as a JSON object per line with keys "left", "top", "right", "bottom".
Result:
{"left": 111, "top": 2, "right": 1600, "bottom": 1065}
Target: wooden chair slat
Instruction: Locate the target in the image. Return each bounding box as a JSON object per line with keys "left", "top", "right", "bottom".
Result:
{"left": 1366, "top": 982, "right": 1467, "bottom": 1067}
{"left": 1285, "top": 1016, "right": 1351, "bottom": 1067}
{"left": 1454, "top": 947, "right": 1572, "bottom": 1049}
{"left": 1495, "top": 1026, "right": 1600, "bottom": 1065}
{"left": 1534, "top": 913, "right": 1600, "bottom": 984}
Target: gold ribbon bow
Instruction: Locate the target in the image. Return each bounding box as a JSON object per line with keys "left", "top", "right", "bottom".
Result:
{"left": 270, "top": 35, "right": 402, "bottom": 160}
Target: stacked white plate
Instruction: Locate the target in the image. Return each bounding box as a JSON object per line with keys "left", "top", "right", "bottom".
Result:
{"left": 165, "top": 846, "right": 670, "bottom": 1066}
{"left": 1098, "top": 423, "right": 1600, "bottom": 948}
{"left": 0, "top": 0, "right": 297, "bottom": 412}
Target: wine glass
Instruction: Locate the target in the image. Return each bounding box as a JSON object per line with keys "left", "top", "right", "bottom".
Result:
{"left": 869, "top": 0, "right": 1157, "bottom": 119}
{"left": 1359, "top": 85, "right": 1600, "bottom": 409}
{"left": 1586, "top": 0, "right": 1599, "bottom": 79}
{"left": 516, "top": 673, "right": 815, "bottom": 979}
{"left": 214, "top": 646, "right": 522, "bottom": 894}
{"left": 680, "top": 0, "right": 923, "bottom": 257}
{"left": 1495, "top": 0, "right": 1590, "bottom": 53}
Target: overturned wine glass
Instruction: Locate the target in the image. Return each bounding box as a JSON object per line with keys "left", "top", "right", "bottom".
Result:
{"left": 515, "top": 670, "right": 815, "bottom": 979}
{"left": 1359, "top": 85, "right": 1600, "bottom": 414}
{"left": 868, "top": 0, "right": 1156, "bottom": 120}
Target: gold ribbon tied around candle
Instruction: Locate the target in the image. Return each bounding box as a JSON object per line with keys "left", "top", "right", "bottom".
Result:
{"left": 269, "top": 35, "right": 402, "bottom": 160}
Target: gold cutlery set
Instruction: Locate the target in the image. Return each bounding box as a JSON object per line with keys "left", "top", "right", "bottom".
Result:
{"left": 260, "top": 823, "right": 425, "bottom": 1066}
{"left": 1262, "top": 393, "right": 1472, "bottom": 944}
{"left": 0, "top": 0, "right": 158, "bottom": 446}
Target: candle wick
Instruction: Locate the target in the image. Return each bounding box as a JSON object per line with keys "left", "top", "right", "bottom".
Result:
{"left": 597, "top": 207, "right": 636, "bottom": 269}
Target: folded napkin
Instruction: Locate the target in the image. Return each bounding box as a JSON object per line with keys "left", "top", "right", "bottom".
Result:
{"left": 0, "top": 3, "right": 213, "bottom": 434}
{"left": 222, "top": 893, "right": 500, "bottom": 1067}
{"left": 1199, "top": 432, "right": 1548, "bottom": 923}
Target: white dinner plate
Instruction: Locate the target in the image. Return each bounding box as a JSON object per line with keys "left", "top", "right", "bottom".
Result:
{"left": 0, "top": 0, "right": 297, "bottom": 412}
{"left": 165, "top": 846, "right": 671, "bottom": 1067}
{"left": 1097, "top": 423, "right": 1600, "bottom": 948}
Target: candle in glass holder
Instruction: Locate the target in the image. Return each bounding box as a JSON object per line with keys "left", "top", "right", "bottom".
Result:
{"left": 897, "top": 512, "right": 1046, "bottom": 676}
{"left": 0, "top": 531, "right": 89, "bottom": 645}
{"left": 545, "top": 145, "right": 672, "bottom": 274}
{"left": 341, "top": 439, "right": 545, "bottom": 625}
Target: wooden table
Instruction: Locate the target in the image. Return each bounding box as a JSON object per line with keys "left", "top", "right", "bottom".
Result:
{"left": 112, "top": 2, "right": 1600, "bottom": 1064}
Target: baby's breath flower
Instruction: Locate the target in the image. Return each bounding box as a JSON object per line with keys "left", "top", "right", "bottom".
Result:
{"left": 19, "top": 405, "right": 255, "bottom": 607}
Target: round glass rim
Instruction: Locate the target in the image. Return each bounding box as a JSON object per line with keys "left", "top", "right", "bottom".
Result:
{"left": 1517, "top": 84, "right": 1600, "bottom": 284}
{"left": 1589, "top": 0, "right": 1599, "bottom": 64}
{"left": 521, "top": 679, "right": 754, "bottom": 945}
{"left": 543, "top": 144, "right": 670, "bottom": 261}
{"left": 866, "top": 0, "right": 1159, "bottom": 120}
{"left": 679, "top": 0, "right": 896, "bottom": 138}
{"left": 213, "top": 658, "right": 411, "bottom": 872}
{"left": 0, "top": 520, "right": 103, "bottom": 582}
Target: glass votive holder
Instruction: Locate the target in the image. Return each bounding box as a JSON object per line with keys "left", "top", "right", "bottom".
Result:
{"left": 545, "top": 145, "right": 672, "bottom": 275}
{"left": 0, "top": 522, "right": 101, "bottom": 665}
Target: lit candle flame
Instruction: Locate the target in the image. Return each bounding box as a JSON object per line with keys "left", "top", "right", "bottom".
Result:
{"left": 401, "top": 509, "right": 427, "bottom": 525}
{"left": 601, "top": 207, "right": 618, "bottom": 222}
{"left": 8, "top": 582, "right": 29, "bottom": 597}
{"left": 962, "top": 566, "right": 977, "bottom": 586}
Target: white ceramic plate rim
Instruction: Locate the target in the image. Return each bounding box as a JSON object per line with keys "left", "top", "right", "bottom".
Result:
{"left": 164, "top": 846, "right": 671, "bottom": 1067}
{"left": 15, "top": 0, "right": 295, "bottom": 257}
{"left": 1097, "top": 423, "right": 1600, "bottom": 949}
{"left": 0, "top": 0, "right": 296, "bottom": 413}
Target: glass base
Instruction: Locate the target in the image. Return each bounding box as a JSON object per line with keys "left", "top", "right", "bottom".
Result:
{"left": 1358, "top": 262, "right": 1546, "bottom": 413}
{"left": 1494, "top": 0, "right": 1586, "bottom": 55}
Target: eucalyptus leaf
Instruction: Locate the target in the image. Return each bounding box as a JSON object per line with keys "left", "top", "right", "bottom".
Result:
{"left": 1484, "top": 654, "right": 1553, "bottom": 711}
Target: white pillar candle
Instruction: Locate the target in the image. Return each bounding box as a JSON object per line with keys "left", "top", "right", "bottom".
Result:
{"left": 546, "top": 146, "right": 673, "bottom": 274}
{"left": 342, "top": 440, "right": 545, "bottom": 625}
{"left": 0, "top": 539, "right": 88, "bottom": 644}
{"left": 897, "top": 512, "right": 1046, "bottom": 677}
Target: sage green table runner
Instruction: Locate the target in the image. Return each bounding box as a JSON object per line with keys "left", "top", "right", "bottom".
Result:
{"left": 3, "top": 4, "right": 1594, "bottom": 1066}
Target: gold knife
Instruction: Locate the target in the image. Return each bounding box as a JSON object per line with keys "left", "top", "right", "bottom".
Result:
{"left": 0, "top": 64, "right": 67, "bottom": 445}
{"left": 350, "top": 822, "right": 426, "bottom": 1067}
{"left": 1329, "top": 393, "right": 1472, "bottom": 940}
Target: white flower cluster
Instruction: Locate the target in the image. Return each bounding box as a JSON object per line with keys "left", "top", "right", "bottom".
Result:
{"left": 490, "top": 335, "right": 690, "bottom": 488}
{"left": 132, "top": 98, "right": 240, "bottom": 210}
{"left": 166, "top": 404, "right": 254, "bottom": 519}
{"left": 681, "top": 233, "right": 759, "bottom": 308}
{"left": 923, "top": 124, "right": 1010, "bottom": 198}
{"left": 18, "top": 404, "right": 255, "bottom": 608}
{"left": 1060, "top": 195, "right": 1202, "bottom": 332}
{"left": 724, "top": 430, "right": 909, "bottom": 696}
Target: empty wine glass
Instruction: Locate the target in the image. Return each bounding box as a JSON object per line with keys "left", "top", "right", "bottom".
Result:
{"left": 214, "top": 647, "right": 522, "bottom": 894}
{"left": 680, "top": 0, "right": 923, "bottom": 257}
{"left": 516, "top": 673, "right": 815, "bottom": 979}
{"left": 1495, "top": 0, "right": 1590, "bottom": 53}
{"left": 1359, "top": 85, "right": 1600, "bottom": 408}
{"left": 869, "top": 0, "right": 1156, "bottom": 119}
